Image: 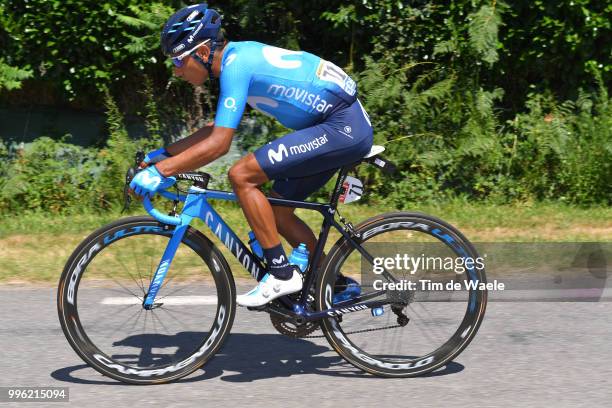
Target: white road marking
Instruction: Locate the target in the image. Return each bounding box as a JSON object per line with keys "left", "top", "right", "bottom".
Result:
{"left": 100, "top": 296, "right": 218, "bottom": 305}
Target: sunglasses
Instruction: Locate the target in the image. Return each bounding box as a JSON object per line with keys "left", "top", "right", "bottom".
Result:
{"left": 171, "top": 39, "right": 211, "bottom": 68}
{"left": 172, "top": 57, "right": 187, "bottom": 68}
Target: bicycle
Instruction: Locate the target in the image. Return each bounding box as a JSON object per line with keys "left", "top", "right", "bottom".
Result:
{"left": 57, "top": 145, "right": 487, "bottom": 384}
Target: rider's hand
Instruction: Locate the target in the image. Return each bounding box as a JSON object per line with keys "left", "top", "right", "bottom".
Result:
{"left": 140, "top": 147, "right": 171, "bottom": 168}
{"left": 129, "top": 165, "right": 176, "bottom": 198}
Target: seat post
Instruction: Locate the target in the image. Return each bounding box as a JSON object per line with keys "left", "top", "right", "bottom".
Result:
{"left": 328, "top": 164, "right": 356, "bottom": 209}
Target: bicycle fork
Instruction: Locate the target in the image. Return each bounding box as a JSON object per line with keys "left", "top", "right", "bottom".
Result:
{"left": 142, "top": 215, "right": 193, "bottom": 309}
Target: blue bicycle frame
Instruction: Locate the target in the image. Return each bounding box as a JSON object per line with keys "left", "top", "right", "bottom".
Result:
{"left": 141, "top": 166, "right": 393, "bottom": 321}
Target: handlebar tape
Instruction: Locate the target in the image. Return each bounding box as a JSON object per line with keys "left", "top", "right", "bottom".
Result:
{"left": 143, "top": 196, "right": 182, "bottom": 226}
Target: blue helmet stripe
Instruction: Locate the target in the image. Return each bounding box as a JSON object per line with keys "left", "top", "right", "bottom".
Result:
{"left": 171, "top": 19, "right": 201, "bottom": 27}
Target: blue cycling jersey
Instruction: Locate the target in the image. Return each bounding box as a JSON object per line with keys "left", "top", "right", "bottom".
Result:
{"left": 215, "top": 41, "right": 358, "bottom": 130}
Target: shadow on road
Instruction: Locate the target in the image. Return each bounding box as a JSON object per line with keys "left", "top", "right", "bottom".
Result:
{"left": 51, "top": 332, "right": 464, "bottom": 385}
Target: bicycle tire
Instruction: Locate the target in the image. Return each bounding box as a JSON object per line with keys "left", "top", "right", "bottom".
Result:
{"left": 316, "top": 211, "right": 487, "bottom": 377}
{"left": 57, "top": 216, "right": 236, "bottom": 384}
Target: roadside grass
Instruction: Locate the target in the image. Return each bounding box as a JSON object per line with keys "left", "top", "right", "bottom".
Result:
{"left": 1, "top": 200, "right": 610, "bottom": 283}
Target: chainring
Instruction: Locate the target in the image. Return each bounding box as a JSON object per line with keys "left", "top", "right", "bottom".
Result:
{"left": 268, "top": 290, "right": 319, "bottom": 338}
{"left": 270, "top": 314, "right": 320, "bottom": 338}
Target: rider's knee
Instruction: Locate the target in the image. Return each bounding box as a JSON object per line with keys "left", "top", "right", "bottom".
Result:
{"left": 228, "top": 162, "right": 256, "bottom": 188}
{"left": 227, "top": 164, "right": 243, "bottom": 187}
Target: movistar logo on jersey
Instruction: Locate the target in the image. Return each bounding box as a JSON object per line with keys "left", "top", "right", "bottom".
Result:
{"left": 267, "top": 84, "right": 333, "bottom": 114}
{"left": 289, "top": 134, "right": 328, "bottom": 155}
{"left": 268, "top": 144, "right": 288, "bottom": 164}
{"left": 268, "top": 134, "right": 329, "bottom": 164}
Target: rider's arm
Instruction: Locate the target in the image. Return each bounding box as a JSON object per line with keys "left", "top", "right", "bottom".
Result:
{"left": 157, "top": 48, "right": 249, "bottom": 176}
{"left": 155, "top": 126, "right": 234, "bottom": 176}
{"left": 166, "top": 122, "right": 215, "bottom": 156}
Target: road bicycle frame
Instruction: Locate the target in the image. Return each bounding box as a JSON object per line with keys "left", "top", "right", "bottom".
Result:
{"left": 141, "top": 164, "right": 392, "bottom": 321}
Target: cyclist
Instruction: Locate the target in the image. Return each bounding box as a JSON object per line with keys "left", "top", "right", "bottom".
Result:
{"left": 130, "top": 3, "right": 373, "bottom": 307}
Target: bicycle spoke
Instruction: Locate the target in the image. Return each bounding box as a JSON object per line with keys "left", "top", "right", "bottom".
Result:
{"left": 133, "top": 252, "right": 147, "bottom": 297}
{"left": 150, "top": 310, "right": 172, "bottom": 336}
{"left": 154, "top": 275, "right": 179, "bottom": 300}
{"left": 411, "top": 300, "right": 457, "bottom": 342}
{"left": 104, "top": 274, "right": 144, "bottom": 301}
{"left": 150, "top": 309, "right": 158, "bottom": 334}
{"left": 142, "top": 308, "right": 148, "bottom": 334}
{"left": 126, "top": 308, "right": 144, "bottom": 337}
{"left": 106, "top": 306, "right": 146, "bottom": 341}
{"left": 157, "top": 305, "right": 191, "bottom": 331}
{"left": 148, "top": 252, "right": 155, "bottom": 286}
{"left": 115, "top": 255, "right": 146, "bottom": 296}
{"left": 155, "top": 280, "right": 195, "bottom": 301}
{"left": 155, "top": 307, "right": 209, "bottom": 318}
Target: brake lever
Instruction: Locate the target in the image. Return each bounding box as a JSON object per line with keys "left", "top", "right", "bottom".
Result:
{"left": 122, "top": 184, "right": 132, "bottom": 213}
{"left": 135, "top": 150, "right": 145, "bottom": 167}
{"left": 122, "top": 166, "right": 138, "bottom": 213}
{"left": 122, "top": 151, "right": 146, "bottom": 213}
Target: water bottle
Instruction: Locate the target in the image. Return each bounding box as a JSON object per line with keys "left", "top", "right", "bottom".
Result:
{"left": 247, "top": 231, "right": 264, "bottom": 261}
{"left": 288, "top": 243, "right": 309, "bottom": 273}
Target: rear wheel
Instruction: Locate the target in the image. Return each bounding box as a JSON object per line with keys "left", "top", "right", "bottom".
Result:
{"left": 57, "top": 216, "right": 236, "bottom": 384}
{"left": 316, "top": 212, "right": 487, "bottom": 377}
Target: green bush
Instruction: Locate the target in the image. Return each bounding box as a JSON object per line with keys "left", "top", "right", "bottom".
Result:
{"left": 0, "top": 89, "right": 164, "bottom": 214}
{"left": 507, "top": 84, "right": 612, "bottom": 204}
{"left": 1, "top": 81, "right": 608, "bottom": 215}
{"left": 1, "top": 1, "right": 610, "bottom": 212}
{"left": 0, "top": 137, "right": 103, "bottom": 213}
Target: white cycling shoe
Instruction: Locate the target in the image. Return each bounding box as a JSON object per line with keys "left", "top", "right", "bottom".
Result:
{"left": 236, "top": 268, "right": 303, "bottom": 307}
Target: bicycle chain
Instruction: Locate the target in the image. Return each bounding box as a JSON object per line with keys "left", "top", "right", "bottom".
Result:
{"left": 302, "top": 323, "right": 404, "bottom": 338}
{"left": 270, "top": 287, "right": 408, "bottom": 339}
{"left": 271, "top": 313, "right": 404, "bottom": 339}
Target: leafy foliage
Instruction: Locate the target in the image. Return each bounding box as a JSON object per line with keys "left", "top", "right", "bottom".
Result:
{"left": 0, "top": 88, "right": 164, "bottom": 213}
{"left": 467, "top": 3, "right": 503, "bottom": 65}
{"left": 353, "top": 0, "right": 610, "bottom": 206}
{"left": 0, "top": 59, "right": 32, "bottom": 91}
{"left": 0, "top": 0, "right": 610, "bottom": 212}
{"left": 0, "top": 137, "right": 104, "bottom": 213}
{"left": 115, "top": 3, "right": 175, "bottom": 69}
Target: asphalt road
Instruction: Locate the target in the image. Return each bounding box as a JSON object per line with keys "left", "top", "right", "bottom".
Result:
{"left": 1, "top": 285, "right": 611, "bottom": 407}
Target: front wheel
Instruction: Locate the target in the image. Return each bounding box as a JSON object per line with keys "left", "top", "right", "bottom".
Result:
{"left": 316, "top": 212, "right": 487, "bottom": 377}
{"left": 57, "top": 216, "right": 236, "bottom": 384}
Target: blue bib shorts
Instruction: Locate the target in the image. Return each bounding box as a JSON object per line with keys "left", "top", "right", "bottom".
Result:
{"left": 254, "top": 99, "right": 373, "bottom": 201}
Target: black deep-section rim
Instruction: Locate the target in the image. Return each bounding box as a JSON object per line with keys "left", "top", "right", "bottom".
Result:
{"left": 316, "top": 212, "right": 487, "bottom": 377}
{"left": 57, "top": 216, "right": 236, "bottom": 384}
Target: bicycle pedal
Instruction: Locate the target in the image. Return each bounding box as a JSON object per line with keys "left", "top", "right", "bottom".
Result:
{"left": 371, "top": 307, "right": 384, "bottom": 317}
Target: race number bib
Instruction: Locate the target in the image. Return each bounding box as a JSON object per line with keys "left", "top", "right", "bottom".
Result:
{"left": 316, "top": 60, "right": 357, "bottom": 96}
